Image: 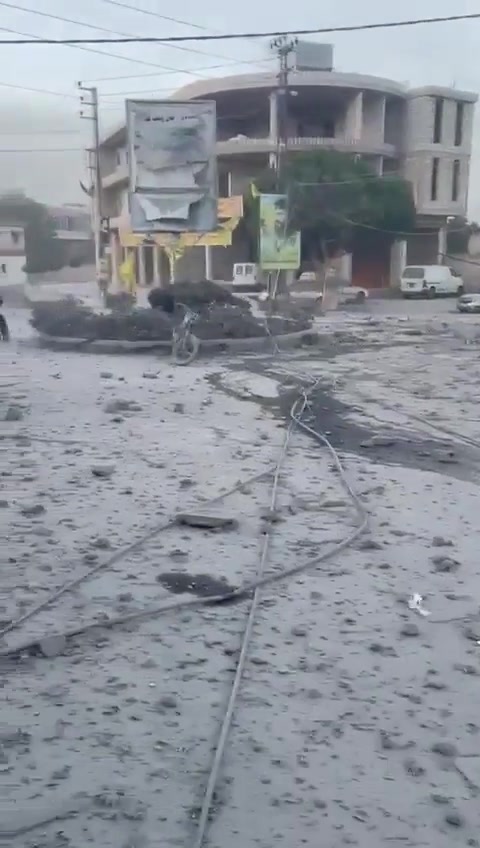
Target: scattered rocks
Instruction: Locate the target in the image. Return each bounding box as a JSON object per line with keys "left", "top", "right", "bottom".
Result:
{"left": 260, "top": 508, "right": 284, "bottom": 524}
{"left": 173, "top": 402, "right": 185, "bottom": 413}
{"left": 431, "top": 555, "right": 460, "bottom": 573}
{"left": 91, "top": 463, "right": 116, "bottom": 479}
{"left": 291, "top": 625, "right": 307, "bottom": 638}
{"left": 431, "top": 793, "right": 450, "bottom": 805}
{"left": 357, "top": 538, "right": 382, "bottom": 551}
{"left": 4, "top": 405, "right": 24, "bottom": 422}
{"left": 432, "top": 536, "right": 454, "bottom": 548}
{"left": 154, "top": 695, "right": 178, "bottom": 711}
{"left": 464, "top": 624, "right": 480, "bottom": 643}
{"left": 92, "top": 537, "right": 112, "bottom": 550}
{"left": 445, "top": 811, "right": 465, "bottom": 828}
{"left": 39, "top": 634, "right": 68, "bottom": 659}
{"left": 175, "top": 512, "right": 238, "bottom": 531}
{"left": 104, "top": 399, "right": 141, "bottom": 415}
{"left": 400, "top": 622, "right": 420, "bottom": 638}
{"left": 404, "top": 757, "right": 426, "bottom": 778}
{"left": 369, "top": 642, "right": 397, "bottom": 657}
{"left": 361, "top": 435, "right": 396, "bottom": 448}
{"left": 431, "top": 741, "right": 458, "bottom": 758}
{"left": 20, "top": 503, "right": 46, "bottom": 517}
{"left": 100, "top": 371, "right": 113, "bottom": 379}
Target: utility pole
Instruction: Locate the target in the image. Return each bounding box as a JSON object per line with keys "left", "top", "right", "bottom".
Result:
{"left": 268, "top": 36, "right": 298, "bottom": 301}
{"left": 270, "top": 35, "right": 298, "bottom": 187}
{"left": 78, "top": 83, "right": 105, "bottom": 291}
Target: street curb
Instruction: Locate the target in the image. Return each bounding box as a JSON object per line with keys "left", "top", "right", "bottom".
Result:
{"left": 35, "top": 328, "right": 317, "bottom": 355}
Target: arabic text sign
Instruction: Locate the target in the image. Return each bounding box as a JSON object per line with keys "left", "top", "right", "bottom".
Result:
{"left": 127, "top": 98, "right": 217, "bottom": 234}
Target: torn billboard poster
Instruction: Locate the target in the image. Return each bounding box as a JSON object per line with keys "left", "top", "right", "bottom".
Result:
{"left": 126, "top": 99, "right": 218, "bottom": 233}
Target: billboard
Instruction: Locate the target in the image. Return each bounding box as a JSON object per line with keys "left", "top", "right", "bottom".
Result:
{"left": 292, "top": 42, "right": 334, "bottom": 72}
{"left": 259, "top": 194, "right": 300, "bottom": 271}
{"left": 126, "top": 99, "right": 218, "bottom": 234}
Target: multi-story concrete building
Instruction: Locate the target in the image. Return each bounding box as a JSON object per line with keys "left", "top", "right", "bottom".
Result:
{"left": 98, "top": 63, "right": 477, "bottom": 287}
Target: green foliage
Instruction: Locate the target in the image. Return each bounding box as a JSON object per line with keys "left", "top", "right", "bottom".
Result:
{"left": 244, "top": 151, "right": 417, "bottom": 262}
{"left": 0, "top": 192, "right": 63, "bottom": 273}
{"left": 446, "top": 216, "right": 480, "bottom": 255}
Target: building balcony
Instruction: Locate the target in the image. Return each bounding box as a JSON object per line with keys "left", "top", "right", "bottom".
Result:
{"left": 216, "top": 135, "right": 398, "bottom": 158}
{"left": 101, "top": 163, "right": 128, "bottom": 189}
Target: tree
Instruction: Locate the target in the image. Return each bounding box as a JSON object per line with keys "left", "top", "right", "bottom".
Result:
{"left": 0, "top": 192, "right": 63, "bottom": 273}
{"left": 446, "top": 216, "right": 480, "bottom": 255}
{"left": 244, "top": 151, "right": 416, "bottom": 272}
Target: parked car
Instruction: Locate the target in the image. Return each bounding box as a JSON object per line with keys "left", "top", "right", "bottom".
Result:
{"left": 296, "top": 272, "right": 368, "bottom": 304}
{"left": 457, "top": 293, "right": 480, "bottom": 313}
{"left": 400, "top": 265, "right": 464, "bottom": 298}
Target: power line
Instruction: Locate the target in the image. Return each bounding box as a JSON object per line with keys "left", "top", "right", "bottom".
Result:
{"left": 98, "top": 0, "right": 211, "bottom": 32}
{"left": 97, "top": 0, "right": 269, "bottom": 64}
{"left": 0, "top": 148, "right": 83, "bottom": 152}
{"left": 0, "top": 23, "right": 172, "bottom": 69}
{"left": 0, "top": 0, "right": 235, "bottom": 71}
{"left": 83, "top": 56, "right": 275, "bottom": 84}
{"left": 0, "top": 80, "right": 77, "bottom": 98}
{"left": 0, "top": 12, "right": 478, "bottom": 44}
{"left": 0, "top": 129, "right": 80, "bottom": 135}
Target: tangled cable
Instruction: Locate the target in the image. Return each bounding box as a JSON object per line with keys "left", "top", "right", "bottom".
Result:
{"left": 1, "top": 352, "right": 368, "bottom": 848}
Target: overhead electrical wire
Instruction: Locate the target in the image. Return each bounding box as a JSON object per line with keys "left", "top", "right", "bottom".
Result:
{"left": 0, "top": 79, "right": 77, "bottom": 98}
{"left": 97, "top": 0, "right": 271, "bottom": 65}
{"left": 0, "top": 12, "right": 477, "bottom": 44}
{"left": 0, "top": 22, "right": 203, "bottom": 72}
{"left": 98, "top": 0, "right": 214, "bottom": 32}
{"left": 0, "top": 0, "right": 244, "bottom": 70}
{"left": 83, "top": 56, "right": 275, "bottom": 84}
{"left": 0, "top": 147, "right": 83, "bottom": 153}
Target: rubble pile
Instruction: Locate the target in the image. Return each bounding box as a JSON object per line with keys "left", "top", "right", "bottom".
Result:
{"left": 30, "top": 298, "right": 310, "bottom": 343}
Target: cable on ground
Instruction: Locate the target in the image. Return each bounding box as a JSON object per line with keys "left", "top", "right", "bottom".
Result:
{"left": 0, "top": 384, "right": 368, "bottom": 660}
{"left": 0, "top": 468, "right": 273, "bottom": 642}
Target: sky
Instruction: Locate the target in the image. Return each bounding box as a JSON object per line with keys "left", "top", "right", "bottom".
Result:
{"left": 0, "top": 0, "right": 479, "bottom": 214}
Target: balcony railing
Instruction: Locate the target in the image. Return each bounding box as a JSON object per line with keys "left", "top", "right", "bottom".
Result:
{"left": 216, "top": 135, "right": 397, "bottom": 156}
{"left": 101, "top": 163, "right": 128, "bottom": 189}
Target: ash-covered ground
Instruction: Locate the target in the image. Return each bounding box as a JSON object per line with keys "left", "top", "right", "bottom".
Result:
{"left": 2, "top": 296, "right": 480, "bottom": 848}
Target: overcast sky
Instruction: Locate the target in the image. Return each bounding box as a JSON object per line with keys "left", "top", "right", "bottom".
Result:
{"left": 0, "top": 0, "right": 479, "bottom": 214}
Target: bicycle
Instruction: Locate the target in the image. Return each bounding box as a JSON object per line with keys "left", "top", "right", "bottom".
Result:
{"left": 171, "top": 302, "right": 201, "bottom": 365}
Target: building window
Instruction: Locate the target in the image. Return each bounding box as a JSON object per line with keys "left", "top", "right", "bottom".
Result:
{"left": 433, "top": 97, "right": 444, "bottom": 143}
{"left": 454, "top": 102, "right": 464, "bottom": 146}
{"left": 431, "top": 157, "right": 439, "bottom": 201}
{"left": 452, "top": 159, "right": 460, "bottom": 201}
{"left": 218, "top": 171, "right": 229, "bottom": 197}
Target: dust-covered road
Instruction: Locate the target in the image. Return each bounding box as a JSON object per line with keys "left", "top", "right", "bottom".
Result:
{"left": 2, "top": 302, "right": 480, "bottom": 848}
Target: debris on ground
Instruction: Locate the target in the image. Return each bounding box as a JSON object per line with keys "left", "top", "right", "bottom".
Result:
{"left": 174, "top": 513, "right": 239, "bottom": 531}
{"left": 30, "top": 287, "right": 311, "bottom": 342}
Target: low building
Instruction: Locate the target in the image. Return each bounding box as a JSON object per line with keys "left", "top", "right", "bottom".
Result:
{"left": 0, "top": 224, "right": 26, "bottom": 289}
{"left": 48, "top": 204, "right": 94, "bottom": 266}
{"left": 97, "top": 54, "right": 477, "bottom": 288}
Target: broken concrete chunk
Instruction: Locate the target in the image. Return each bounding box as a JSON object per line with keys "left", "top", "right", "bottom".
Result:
{"left": 431, "top": 555, "right": 460, "bottom": 573}
{"left": 39, "top": 634, "right": 67, "bottom": 658}
{"left": 4, "top": 405, "right": 24, "bottom": 422}
{"left": 175, "top": 513, "right": 239, "bottom": 531}
{"left": 91, "top": 463, "right": 116, "bottom": 479}
{"left": 20, "top": 503, "right": 46, "bottom": 517}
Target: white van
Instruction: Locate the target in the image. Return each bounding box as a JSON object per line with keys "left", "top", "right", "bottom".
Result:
{"left": 401, "top": 265, "right": 464, "bottom": 298}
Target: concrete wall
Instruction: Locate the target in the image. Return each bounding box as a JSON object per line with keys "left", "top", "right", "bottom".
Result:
{"left": 0, "top": 226, "right": 24, "bottom": 253}
{"left": 0, "top": 254, "right": 27, "bottom": 287}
